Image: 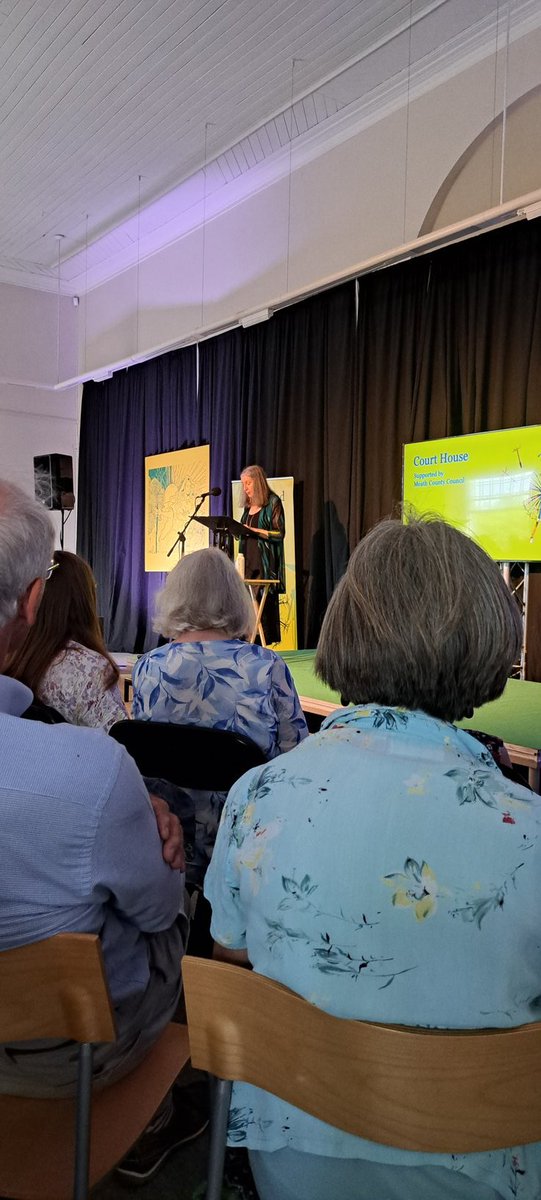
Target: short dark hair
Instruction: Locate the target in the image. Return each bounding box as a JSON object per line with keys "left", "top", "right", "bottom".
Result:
{"left": 315, "top": 517, "right": 522, "bottom": 722}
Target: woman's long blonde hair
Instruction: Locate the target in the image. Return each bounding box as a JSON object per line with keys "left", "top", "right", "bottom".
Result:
{"left": 240, "top": 464, "right": 271, "bottom": 507}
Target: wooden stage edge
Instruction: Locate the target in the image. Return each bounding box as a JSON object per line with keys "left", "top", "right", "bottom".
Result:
{"left": 505, "top": 742, "right": 541, "bottom": 791}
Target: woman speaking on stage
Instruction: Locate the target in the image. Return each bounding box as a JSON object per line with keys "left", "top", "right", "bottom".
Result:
{"left": 238, "top": 464, "right": 285, "bottom": 645}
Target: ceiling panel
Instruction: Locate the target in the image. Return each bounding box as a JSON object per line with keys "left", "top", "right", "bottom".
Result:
{"left": 0, "top": 0, "right": 537, "bottom": 290}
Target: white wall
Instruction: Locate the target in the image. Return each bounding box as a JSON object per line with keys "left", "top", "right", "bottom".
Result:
{"left": 0, "top": 283, "right": 79, "bottom": 550}
{"left": 80, "top": 23, "right": 541, "bottom": 376}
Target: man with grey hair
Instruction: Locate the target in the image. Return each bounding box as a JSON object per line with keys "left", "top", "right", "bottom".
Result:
{"left": 0, "top": 480, "right": 203, "bottom": 1181}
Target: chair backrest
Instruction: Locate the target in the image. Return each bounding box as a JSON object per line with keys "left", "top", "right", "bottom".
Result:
{"left": 183, "top": 956, "right": 541, "bottom": 1155}
{"left": 21, "top": 700, "right": 67, "bottom": 724}
{"left": 109, "top": 720, "right": 267, "bottom": 790}
{"left": 0, "top": 933, "right": 116, "bottom": 1044}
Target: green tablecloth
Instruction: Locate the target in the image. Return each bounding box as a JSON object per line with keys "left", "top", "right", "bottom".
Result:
{"left": 280, "top": 650, "right": 541, "bottom": 751}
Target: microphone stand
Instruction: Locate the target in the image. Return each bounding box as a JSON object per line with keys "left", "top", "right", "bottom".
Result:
{"left": 167, "top": 494, "right": 207, "bottom": 559}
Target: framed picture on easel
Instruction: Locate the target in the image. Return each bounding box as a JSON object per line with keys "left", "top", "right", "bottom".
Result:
{"left": 145, "top": 445, "right": 210, "bottom": 571}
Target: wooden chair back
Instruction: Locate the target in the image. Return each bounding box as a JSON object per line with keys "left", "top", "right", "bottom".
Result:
{"left": 109, "top": 720, "right": 266, "bottom": 790}
{"left": 0, "top": 933, "right": 189, "bottom": 1200}
{"left": 183, "top": 956, "right": 541, "bottom": 1154}
{"left": 0, "top": 932, "right": 116, "bottom": 1044}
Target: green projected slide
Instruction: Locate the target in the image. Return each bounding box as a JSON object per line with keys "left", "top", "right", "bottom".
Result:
{"left": 403, "top": 426, "right": 541, "bottom": 561}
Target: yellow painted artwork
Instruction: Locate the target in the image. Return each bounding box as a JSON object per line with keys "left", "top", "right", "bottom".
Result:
{"left": 231, "top": 476, "right": 298, "bottom": 650}
{"left": 145, "top": 445, "right": 210, "bottom": 571}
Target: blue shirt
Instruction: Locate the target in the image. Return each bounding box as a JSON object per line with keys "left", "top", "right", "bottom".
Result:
{"left": 0, "top": 675, "right": 182, "bottom": 1003}
{"left": 132, "top": 639, "right": 308, "bottom": 759}
{"left": 205, "top": 704, "right": 541, "bottom": 1200}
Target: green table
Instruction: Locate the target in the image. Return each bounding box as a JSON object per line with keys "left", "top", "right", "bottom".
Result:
{"left": 280, "top": 650, "right": 541, "bottom": 788}
{"left": 458, "top": 679, "right": 541, "bottom": 751}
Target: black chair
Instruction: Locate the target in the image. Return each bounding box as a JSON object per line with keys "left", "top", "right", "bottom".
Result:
{"left": 21, "top": 700, "right": 67, "bottom": 724}
{"left": 108, "top": 720, "right": 267, "bottom": 789}
{"left": 108, "top": 721, "right": 267, "bottom": 957}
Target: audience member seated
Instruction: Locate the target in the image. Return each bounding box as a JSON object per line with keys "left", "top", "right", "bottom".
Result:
{"left": 205, "top": 516, "right": 541, "bottom": 1200}
{"left": 6, "top": 549, "right": 126, "bottom": 730}
{"left": 0, "top": 481, "right": 204, "bottom": 1183}
{"left": 132, "top": 547, "right": 308, "bottom": 887}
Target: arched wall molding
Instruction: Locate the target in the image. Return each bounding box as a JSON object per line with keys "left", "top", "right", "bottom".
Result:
{"left": 420, "top": 84, "right": 541, "bottom": 235}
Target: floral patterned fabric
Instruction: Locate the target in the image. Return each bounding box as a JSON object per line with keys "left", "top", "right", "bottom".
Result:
{"left": 205, "top": 704, "right": 541, "bottom": 1200}
{"left": 38, "top": 640, "right": 126, "bottom": 731}
{"left": 132, "top": 639, "right": 308, "bottom": 886}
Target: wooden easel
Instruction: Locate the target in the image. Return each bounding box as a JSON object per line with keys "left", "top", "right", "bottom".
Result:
{"left": 244, "top": 578, "right": 277, "bottom": 647}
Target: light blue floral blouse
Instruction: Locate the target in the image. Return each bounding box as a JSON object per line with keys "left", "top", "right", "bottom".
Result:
{"left": 205, "top": 704, "right": 541, "bottom": 1200}
{"left": 132, "top": 640, "right": 308, "bottom": 885}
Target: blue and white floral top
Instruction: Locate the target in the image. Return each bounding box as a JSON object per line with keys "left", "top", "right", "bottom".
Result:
{"left": 205, "top": 704, "right": 541, "bottom": 1200}
{"left": 132, "top": 640, "right": 308, "bottom": 885}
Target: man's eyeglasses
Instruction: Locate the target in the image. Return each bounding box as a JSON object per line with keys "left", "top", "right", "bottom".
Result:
{"left": 45, "top": 561, "right": 59, "bottom": 581}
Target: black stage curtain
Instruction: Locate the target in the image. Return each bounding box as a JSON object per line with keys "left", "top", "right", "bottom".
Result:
{"left": 356, "top": 219, "right": 541, "bottom": 535}
{"left": 77, "top": 220, "right": 541, "bottom": 652}
{"left": 198, "top": 282, "right": 359, "bottom": 646}
{"left": 77, "top": 347, "right": 197, "bottom": 651}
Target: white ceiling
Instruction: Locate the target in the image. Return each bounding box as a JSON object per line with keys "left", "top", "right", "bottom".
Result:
{"left": 0, "top": 0, "right": 539, "bottom": 293}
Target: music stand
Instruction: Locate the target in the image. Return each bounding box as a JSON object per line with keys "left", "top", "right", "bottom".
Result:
{"left": 195, "top": 515, "right": 258, "bottom": 555}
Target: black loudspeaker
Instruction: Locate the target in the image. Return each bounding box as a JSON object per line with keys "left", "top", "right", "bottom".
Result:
{"left": 33, "top": 454, "right": 75, "bottom": 510}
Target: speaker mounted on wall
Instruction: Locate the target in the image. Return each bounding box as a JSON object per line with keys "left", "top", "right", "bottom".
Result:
{"left": 33, "top": 454, "right": 75, "bottom": 511}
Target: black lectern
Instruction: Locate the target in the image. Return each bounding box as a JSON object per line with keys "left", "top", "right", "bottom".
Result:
{"left": 195, "top": 514, "right": 258, "bottom": 555}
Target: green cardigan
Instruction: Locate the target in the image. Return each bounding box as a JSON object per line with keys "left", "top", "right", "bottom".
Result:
{"left": 239, "top": 491, "right": 286, "bottom": 592}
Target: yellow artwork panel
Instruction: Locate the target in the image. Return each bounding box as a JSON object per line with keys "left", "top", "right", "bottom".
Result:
{"left": 145, "top": 445, "right": 210, "bottom": 572}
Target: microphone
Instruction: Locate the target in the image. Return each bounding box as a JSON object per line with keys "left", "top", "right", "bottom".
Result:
{"left": 197, "top": 487, "right": 222, "bottom": 498}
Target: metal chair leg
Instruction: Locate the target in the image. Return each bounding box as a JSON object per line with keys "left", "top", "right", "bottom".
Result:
{"left": 73, "top": 1042, "right": 93, "bottom": 1200}
{"left": 206, "top": 1076, "right": 232, "bottom": 1200}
